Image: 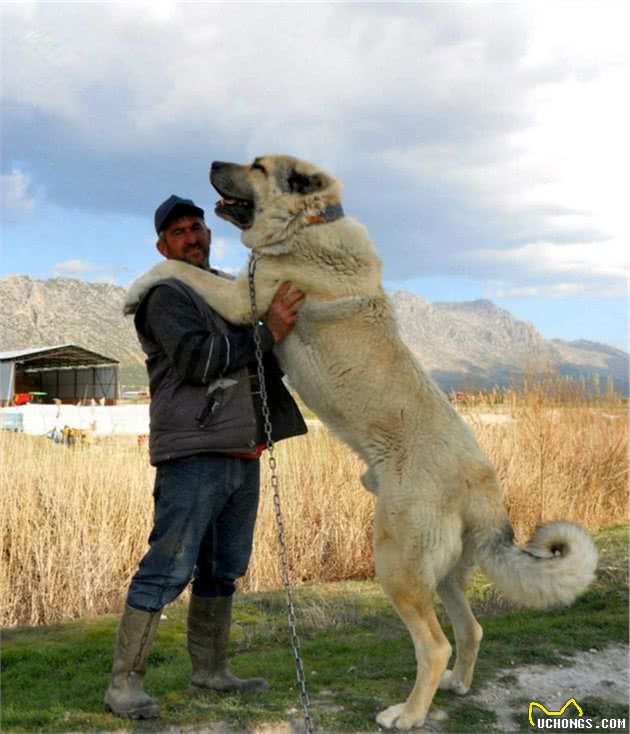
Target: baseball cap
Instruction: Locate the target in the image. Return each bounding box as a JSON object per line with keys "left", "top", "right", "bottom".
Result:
{"left": 154, "top": 195, "right": 205, "bottom": 234}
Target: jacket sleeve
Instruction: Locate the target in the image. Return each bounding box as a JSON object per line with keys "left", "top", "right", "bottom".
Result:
{"left": 137, "top": 283, "right": 275, "bottom": 385}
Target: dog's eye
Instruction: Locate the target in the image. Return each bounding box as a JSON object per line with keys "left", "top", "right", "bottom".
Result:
{"left": 251, "top": 162, "right": 266, "bottom": 174}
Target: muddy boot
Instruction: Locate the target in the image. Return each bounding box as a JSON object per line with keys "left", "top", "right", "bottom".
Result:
{"left": 104, "top": 604, "right": 161, "bottom": 718}
{"left": 187, "top": 594, "right": 268, "bottom": 693}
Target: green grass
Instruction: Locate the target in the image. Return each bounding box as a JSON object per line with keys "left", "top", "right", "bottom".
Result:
{"left": 1, "top": 526, "right": 627, "bottom": 733}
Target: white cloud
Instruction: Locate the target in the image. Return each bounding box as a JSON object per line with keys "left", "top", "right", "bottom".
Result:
{"left": 471, "top": 240, "right": 628, "bottom": 282}
{"left": 217, "top": 265, "right": 240, "bottom": 277}
{"left": 0, "top": 4, "right": 536, "bottom": 156}
{"left": 52, "top": 260, "right": 120, "bottom": 284}
{"left": 210, "top": 236, "right": 229, "bottom": 261}
{"left": 483, "top": 282, "right": 626, "bottom": 299}
{"left": 0, "top": 168, "right": 36, "bottom": 221}
{"left": 206, "top": 235, "right": 250, "bottom": 272}
{"left": 378, "top": 53, "right": 629, "bottom": 283}
{"left": 52, "top": 260, "right": 94, "bottom": 275}
{"left": 2, "top": 2, "right": 629, "bottom": 295}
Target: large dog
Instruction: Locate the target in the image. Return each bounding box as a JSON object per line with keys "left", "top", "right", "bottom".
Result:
{"left": 125, "top": 155, "right": 598, "bottom": 730}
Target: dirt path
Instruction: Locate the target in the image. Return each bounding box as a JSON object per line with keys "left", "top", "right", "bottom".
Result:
{"left": 464, "top": 643, "right": 629, "bottom": 733}
{"left": 239, "top": 643, "right": 629, "bottom": 732}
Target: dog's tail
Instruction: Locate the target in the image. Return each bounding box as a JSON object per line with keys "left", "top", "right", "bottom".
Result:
{"left": 474, "top": 521, "right": 598, "bottom": 608}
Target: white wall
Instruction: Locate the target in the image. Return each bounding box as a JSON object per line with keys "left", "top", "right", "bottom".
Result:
{"left": 0, "top": 404, "right": 149, "bottom": 435}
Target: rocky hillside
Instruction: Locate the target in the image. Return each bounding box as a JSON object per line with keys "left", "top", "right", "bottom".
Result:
{"left": 0, "top": 276, "right": 146, "bottom": 384}
{"left": 392, "top": 292, "right": 556, "bottom": 387}
{"left": 389, "top": 292, "right": 629, "bottom": 392}
{"left": 1, "top": 276, "right": 627, "bottom": 393}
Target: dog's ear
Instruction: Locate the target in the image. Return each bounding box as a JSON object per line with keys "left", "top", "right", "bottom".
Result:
{"left": 287, "top": 169, "right": 327, "bottom": 195}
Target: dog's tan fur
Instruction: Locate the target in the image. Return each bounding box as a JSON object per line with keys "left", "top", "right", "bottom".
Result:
{"left": 126, "top": 155, "right": 598, "bottom": 730}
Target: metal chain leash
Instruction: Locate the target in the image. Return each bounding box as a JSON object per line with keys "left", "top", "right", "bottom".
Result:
{"left": 248, "top": 255, "right": 314, "bottom": 734}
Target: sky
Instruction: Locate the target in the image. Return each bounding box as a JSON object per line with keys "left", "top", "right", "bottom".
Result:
{"left": 1, "top": 1, "right": 628, "bottom": 351}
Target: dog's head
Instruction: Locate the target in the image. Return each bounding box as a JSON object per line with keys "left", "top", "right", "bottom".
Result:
{"left": 210, "top": 155, "right": 342, "bottom": 248}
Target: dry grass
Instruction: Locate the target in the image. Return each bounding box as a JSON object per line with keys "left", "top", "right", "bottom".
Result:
{"left": 466, "top": 379, "right": 628, "bottom": 542}
{"left": 1, "top": 386, "right": 627, "bottom": 627}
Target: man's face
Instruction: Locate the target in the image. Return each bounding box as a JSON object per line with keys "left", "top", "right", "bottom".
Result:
{"left": 156, "top": 215, "right": 211, "bottom": 268}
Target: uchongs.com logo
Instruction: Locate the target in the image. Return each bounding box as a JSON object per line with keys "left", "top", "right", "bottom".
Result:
{"left": 528, "top": 698, "right": 627, "bottom": 730}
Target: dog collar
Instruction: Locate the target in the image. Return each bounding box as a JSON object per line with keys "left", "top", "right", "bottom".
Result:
{"left": 306, "top": 203, "right": 344, "bottom": 225}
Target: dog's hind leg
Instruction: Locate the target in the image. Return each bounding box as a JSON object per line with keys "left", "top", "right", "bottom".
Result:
{"left": 375, "top": 544, "right": 451, "bottom": 730}
{"left": 437, "top": 565, "right": 483, "bottom": 695}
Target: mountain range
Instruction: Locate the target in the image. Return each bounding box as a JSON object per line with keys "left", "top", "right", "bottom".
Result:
{"left": 1, "top": 275, "right": 627, "bottom": 394}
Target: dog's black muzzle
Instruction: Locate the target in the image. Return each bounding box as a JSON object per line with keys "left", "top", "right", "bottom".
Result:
{"left": 210, "top": 162, "right": 256, "bottom": 229}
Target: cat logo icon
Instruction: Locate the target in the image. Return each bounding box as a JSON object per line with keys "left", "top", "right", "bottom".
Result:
{"left": 529, "top": 698, "right": 584, "bottom": 727}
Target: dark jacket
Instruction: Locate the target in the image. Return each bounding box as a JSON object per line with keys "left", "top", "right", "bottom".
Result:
{"left": 134, "top": 276, "right": 307, "bottom": 465}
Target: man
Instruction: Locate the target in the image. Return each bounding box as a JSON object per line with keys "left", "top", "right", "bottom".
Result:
{"left": 104, "top": 195, "right": 307, "bottom": 719}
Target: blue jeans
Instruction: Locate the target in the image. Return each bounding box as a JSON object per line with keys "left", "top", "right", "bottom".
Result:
{"left": 127, "top": 454, "right": 260, "bottom": 613}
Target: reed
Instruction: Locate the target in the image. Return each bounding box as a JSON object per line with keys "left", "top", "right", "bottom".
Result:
{"left": 1, "top": 386, "right": 626, "bottom": 627}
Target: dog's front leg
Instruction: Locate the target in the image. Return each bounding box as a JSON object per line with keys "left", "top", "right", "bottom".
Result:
{"left": 124, "top": 261, "right": 257, "bottom": 324}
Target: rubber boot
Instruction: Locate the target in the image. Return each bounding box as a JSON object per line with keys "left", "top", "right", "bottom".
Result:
{"left": 104, "top": 604, "right": 161, "bottom": 718}
{"left": 187, "top": 594, "right": 269, "bottom": 693}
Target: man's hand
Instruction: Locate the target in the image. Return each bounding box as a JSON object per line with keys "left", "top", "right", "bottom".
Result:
{"left": 264, "top": 282, "right": 305, "bottom": 342}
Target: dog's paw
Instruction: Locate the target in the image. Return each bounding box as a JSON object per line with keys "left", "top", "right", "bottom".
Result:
{"left": 123, "top": 262, "right": 182, "bottom": 315}
{"left": 124, "top": 272, "right": 162, "bottom": 315}
{"left": 376, "top": 703, "right": 425, "bottom": 731}
{"left": 427, "top": 708, "right": 448, "bottom": 722}
{"left": 376, "top": 704, "right": 405, "bottom": 730}
{"left": 439, "top": 669, "right": 469, "bottom": 695}
{"left": 123, "top": 283, "right": 144, "bottom": 315}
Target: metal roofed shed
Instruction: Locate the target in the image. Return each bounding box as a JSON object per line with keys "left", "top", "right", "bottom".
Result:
{"left": 0, "top": 344, "right": 119, "bottom": 406}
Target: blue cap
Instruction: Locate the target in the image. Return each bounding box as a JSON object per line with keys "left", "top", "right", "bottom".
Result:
{"left": 154, "top": 195, "right": 204, "bottom": 234}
